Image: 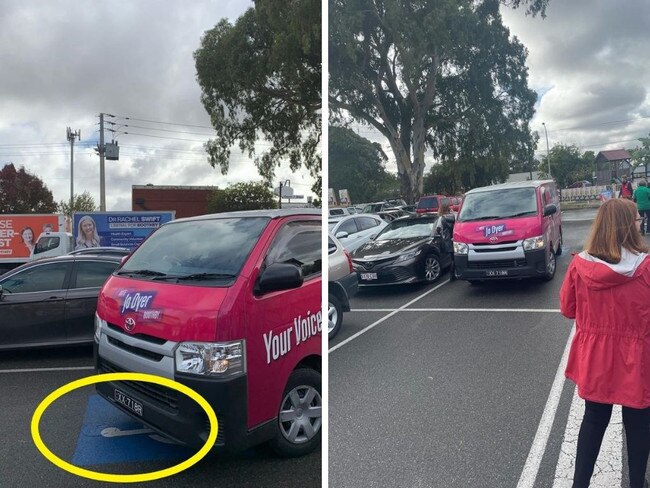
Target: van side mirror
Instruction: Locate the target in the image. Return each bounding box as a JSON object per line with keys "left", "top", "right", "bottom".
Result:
{"left": 257, "top": 263, "right": 303, "bottom": 294}
{"left": 543, "top": 204, "right": 557, "bottom": 217}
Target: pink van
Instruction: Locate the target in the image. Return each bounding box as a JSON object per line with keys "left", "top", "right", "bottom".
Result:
{"left": 452, "top": 180, "right": 562, "bottom": 282}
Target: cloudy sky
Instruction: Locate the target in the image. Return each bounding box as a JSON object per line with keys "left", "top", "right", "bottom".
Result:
{"left": 502, "top": 0, "right": 650, "bottom": 163}
{"left": 0, "top": 0, "right": 317, "bottom": 211}
{"left": 345, "top": 0, "right": 650, "bottom": 177}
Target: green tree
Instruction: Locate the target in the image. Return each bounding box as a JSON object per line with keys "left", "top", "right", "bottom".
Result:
{"left": 329, "top": 126, "right": 399, "bottom": 203}
{"left": 0, "top": 163, "right": 57, "bottom": 213}
{"left": 57, "top": 191, "right": 97, "bottom": 219}
{"left": 537, "top": 144, "right": 594, "bottom": 188}
{"left": 194, "top": 0, "right": 321, "bottom": 195}
{"left": 207, "top": 182, "right": 277, "bottom": 213}
{"left": 329, "top": 0, "right": 546, "bottom": 203}
{"left": 630, "top": 134, "right": 650, "bottom": 172}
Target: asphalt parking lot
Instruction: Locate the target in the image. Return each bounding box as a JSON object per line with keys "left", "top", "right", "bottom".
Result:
{"left": 0, "top": 347, "right": 320, "bottom": 487}
{"left": 329, "top": 209, "right": 648, "bottom": 488}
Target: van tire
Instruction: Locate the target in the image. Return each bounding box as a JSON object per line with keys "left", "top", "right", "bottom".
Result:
{"left": 328, "top": 294, "right": 343, "bottom": 340}
{"left": 555, "top": 229, "right": 563, "bottom": 256}
{"left": 268, "top": 368, "right": 322, "bottom": 457}
{"left": 543, "top": 249, "right": 556, "bottom": 281}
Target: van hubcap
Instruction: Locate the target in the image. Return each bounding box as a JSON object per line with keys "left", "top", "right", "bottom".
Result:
{"left": 328, "top": 302, "right": 338, "bottom": 334}
{"left": 279, "top": 385, "right": 322, "bottom": 444}
{"left": 547, "top": 252, "right": 556, "bottom": 275}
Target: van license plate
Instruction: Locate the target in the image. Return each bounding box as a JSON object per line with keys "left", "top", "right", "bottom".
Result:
{"left": 360, "top": 272, "right": 378, "bottom": 280}
{"left": 114, "top": 389, "right": 143, "bottom": 416}
{"left": 486, "top": 270, "right": 508, "bottom": 277}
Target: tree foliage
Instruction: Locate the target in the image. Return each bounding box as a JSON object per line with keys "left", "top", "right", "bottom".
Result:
{"left": 207, "top": 182, "right": 277, "bottom": 213}
{"left": 630, "top": 134, "right": 650, "bottom": 170}
{"left": 536, "top": 145, "right": 595, "bottom": 188}
{"left": 194, "top": 0, "right": 321, "bottom": 195}
{"left": 57, "top": 191, "right": 97, "bottom": 219}
{"left": 329, "top": 0, "right": 546, "bottom": 203}
{"left": 0, "top": 163, "right": 57, "bottom": 213}
{"left": 329, "top": 126, "right": 400, "bottom": 203}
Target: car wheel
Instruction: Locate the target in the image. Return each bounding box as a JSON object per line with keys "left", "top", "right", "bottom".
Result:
{"left": 268, "top": 368, "right": 322, "bottom": 457}
{"left": 543, "top": 248, "right": 556, "bottom": 281}
{"left": 328, "top": 294, "right": 343, "bottom": 340}
{"left": 423, "top": 254, "right": 441, "bottom": 283}
{"left": 555, "top": 229, "right": 563, "bottom": 256}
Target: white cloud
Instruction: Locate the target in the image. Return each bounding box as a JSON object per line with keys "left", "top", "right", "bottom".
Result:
{"left": 0, "top": 0, "right": 318, "bottom": 211}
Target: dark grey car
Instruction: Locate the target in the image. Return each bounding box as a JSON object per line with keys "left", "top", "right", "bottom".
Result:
{"left": 0, "top": 254, "right": 121, "bottom": 350}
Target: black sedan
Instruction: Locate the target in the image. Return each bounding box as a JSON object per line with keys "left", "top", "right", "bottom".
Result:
{"left": 351, "top": 215, "right": 454, "bottom": 286}
{"left": 0, "top": 253, "right": 122, "bottom": 350}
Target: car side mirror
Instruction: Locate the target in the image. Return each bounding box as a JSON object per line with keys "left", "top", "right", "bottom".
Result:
{"left": 257, "top": 263, "right": 303, "bottom": 294}
{"left": 543, "top": 204, "right": 557, "bottom": 217}
{"left": 335, "top": 231, "right": 349, "bottom": 239}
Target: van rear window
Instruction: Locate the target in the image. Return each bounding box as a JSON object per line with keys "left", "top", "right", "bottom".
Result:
{"left": 119, "top": 217, "right": 271, "bottom": 285}
{"left": 417, "top": 197, "right": 438, "bottom": 209}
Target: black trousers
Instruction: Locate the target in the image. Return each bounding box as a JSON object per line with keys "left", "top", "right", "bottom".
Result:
{"left": 573, "top": 400, "right": 650, "bottom": 488}
{"left": 640, "top": 209, "right": 650, "bottom": 235}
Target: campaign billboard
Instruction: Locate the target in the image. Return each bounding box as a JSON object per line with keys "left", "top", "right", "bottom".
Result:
{"left": 0, "top": 214, "right": 65, "bottom": 262}
{"left": 72, "top": 212, "right": 175, "bottom": 251}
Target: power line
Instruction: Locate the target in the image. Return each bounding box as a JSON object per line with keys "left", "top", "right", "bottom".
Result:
{"left": 111, "top": 114, "right": 215, "bottom": 130}
{"left": 108, "top": 123, "right": 216, "bottom": 137}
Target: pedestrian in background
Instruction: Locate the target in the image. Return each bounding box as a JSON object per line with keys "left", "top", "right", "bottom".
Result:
{"left": 633, "top": 179, "right": 650, "bottom": 235}
{"left": 560, "top": 198, "right": 650, "bottom": 488}
{"left": 619, "top": 174, "right": 634, "bottom": 200}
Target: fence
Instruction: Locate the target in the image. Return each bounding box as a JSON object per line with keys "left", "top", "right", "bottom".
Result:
{"left": 559, "top": 185, "right": 620, "bottom": 203}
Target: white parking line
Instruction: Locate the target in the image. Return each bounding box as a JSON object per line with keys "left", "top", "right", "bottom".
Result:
{"left": 328, "top": 279, "right": 450, "bottom": 353}
{"left": 352, "top": 308, "right": 561, "bottom": 313}
{"left": 517, "top": 324, "right": 575, "bottom": 488}
{"left": 0, "top": 366, "right": 94, "bottom": 374}
{"left": 553, "top": 388, "right": 622, "bottom": 488}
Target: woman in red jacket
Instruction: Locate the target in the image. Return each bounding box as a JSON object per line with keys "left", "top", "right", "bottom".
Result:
{"left": 560, "top": 198, "right": 650, "bottom": 488}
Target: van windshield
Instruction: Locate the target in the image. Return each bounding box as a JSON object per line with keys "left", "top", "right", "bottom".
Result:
{"left": 118, "top": 217, "right": 270, "bottom": 285}
{"left": 458, "top": 188, "right": 538, "bottom": 222}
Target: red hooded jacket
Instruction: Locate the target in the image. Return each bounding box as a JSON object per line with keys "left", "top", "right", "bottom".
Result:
{"left": 560, "top": 249, "right": 650, "bottom": 408}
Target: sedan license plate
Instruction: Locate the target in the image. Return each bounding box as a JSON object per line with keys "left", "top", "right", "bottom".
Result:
{"left": 114, "top": 389, "right": 143, "bottom": 416}
{"left": 360, "top": 272, "right": 378, "bottom": 281}
{"left": 485, "top": 270, "right": 508, "bottom": 277}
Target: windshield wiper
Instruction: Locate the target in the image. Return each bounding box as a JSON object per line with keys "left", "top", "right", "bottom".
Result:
{"left": 116, "top": 269, "right": 168, "bottom": 277}
{"left": 174, "top": 273, "right": 236, "bottom": 281}
{"left": 460, "top": 216, "right": 503, "bottom": 222}
{"left": 504, "top": 211, "right": 537, "bottom": 218}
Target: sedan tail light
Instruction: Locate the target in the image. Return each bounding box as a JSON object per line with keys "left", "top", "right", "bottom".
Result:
{"left": 344, "top": 249, "right": 354, "bottom": 273}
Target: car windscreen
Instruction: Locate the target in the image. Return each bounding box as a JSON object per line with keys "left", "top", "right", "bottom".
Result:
{"left": 417, "top": 197, "right": 438, "bottom": 209}
{"left": 376, "top": 219, "right": 437, "bottom": 240}
{"left": 458, "top": 187, "right": 538, "bottom": 222}
{"left": 117, "top": 217, "right": 270, "bottom": 285}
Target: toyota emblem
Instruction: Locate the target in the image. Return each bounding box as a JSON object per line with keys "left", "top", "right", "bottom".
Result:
{"left": 489, "top": 236, "right": 499, "bottom": 243}
{"left": 124, "top": 317, "right": 136, "bottom": 332}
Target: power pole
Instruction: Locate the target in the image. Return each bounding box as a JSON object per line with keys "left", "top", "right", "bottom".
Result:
{"left": 66, "top": 127, "right": 81, "bottom": 213}
{"left": 278, "top": 181, "right": 283, "bottom": 209}
{"left": 99, "top": 113, "right": 106, "bottom": 211}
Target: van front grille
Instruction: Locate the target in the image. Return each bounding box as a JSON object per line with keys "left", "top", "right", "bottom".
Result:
{"left": 98, "top": 360, "right": 179, "bottom": 410}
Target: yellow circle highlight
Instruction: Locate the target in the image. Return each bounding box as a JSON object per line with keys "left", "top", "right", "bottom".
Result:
{"left": 30, "top": 372, "right": 218, "bottom": 483}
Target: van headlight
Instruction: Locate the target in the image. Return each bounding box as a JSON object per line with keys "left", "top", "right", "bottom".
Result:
{"left": 94, "top": 313, "right": 104, "bottom": 343}
{"left": 523, "top": 235, "right": 546, "bottom": 251}
{"left": 453, "top": 242, "right": 469, "bottom": 255}
{"left": 175, "top": 341, "right": 246, "bottom": 377}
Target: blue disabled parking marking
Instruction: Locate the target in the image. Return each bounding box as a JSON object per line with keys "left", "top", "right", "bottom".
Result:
{"left": 71, "top": 395, "right": 194, "bottom": 466}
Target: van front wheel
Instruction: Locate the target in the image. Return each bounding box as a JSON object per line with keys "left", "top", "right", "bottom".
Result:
{"left": 268, "top": 368, "right": 322, "bottom": 457}
{"left": 543, "top": 249, "right": 556, "bottom": 281}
